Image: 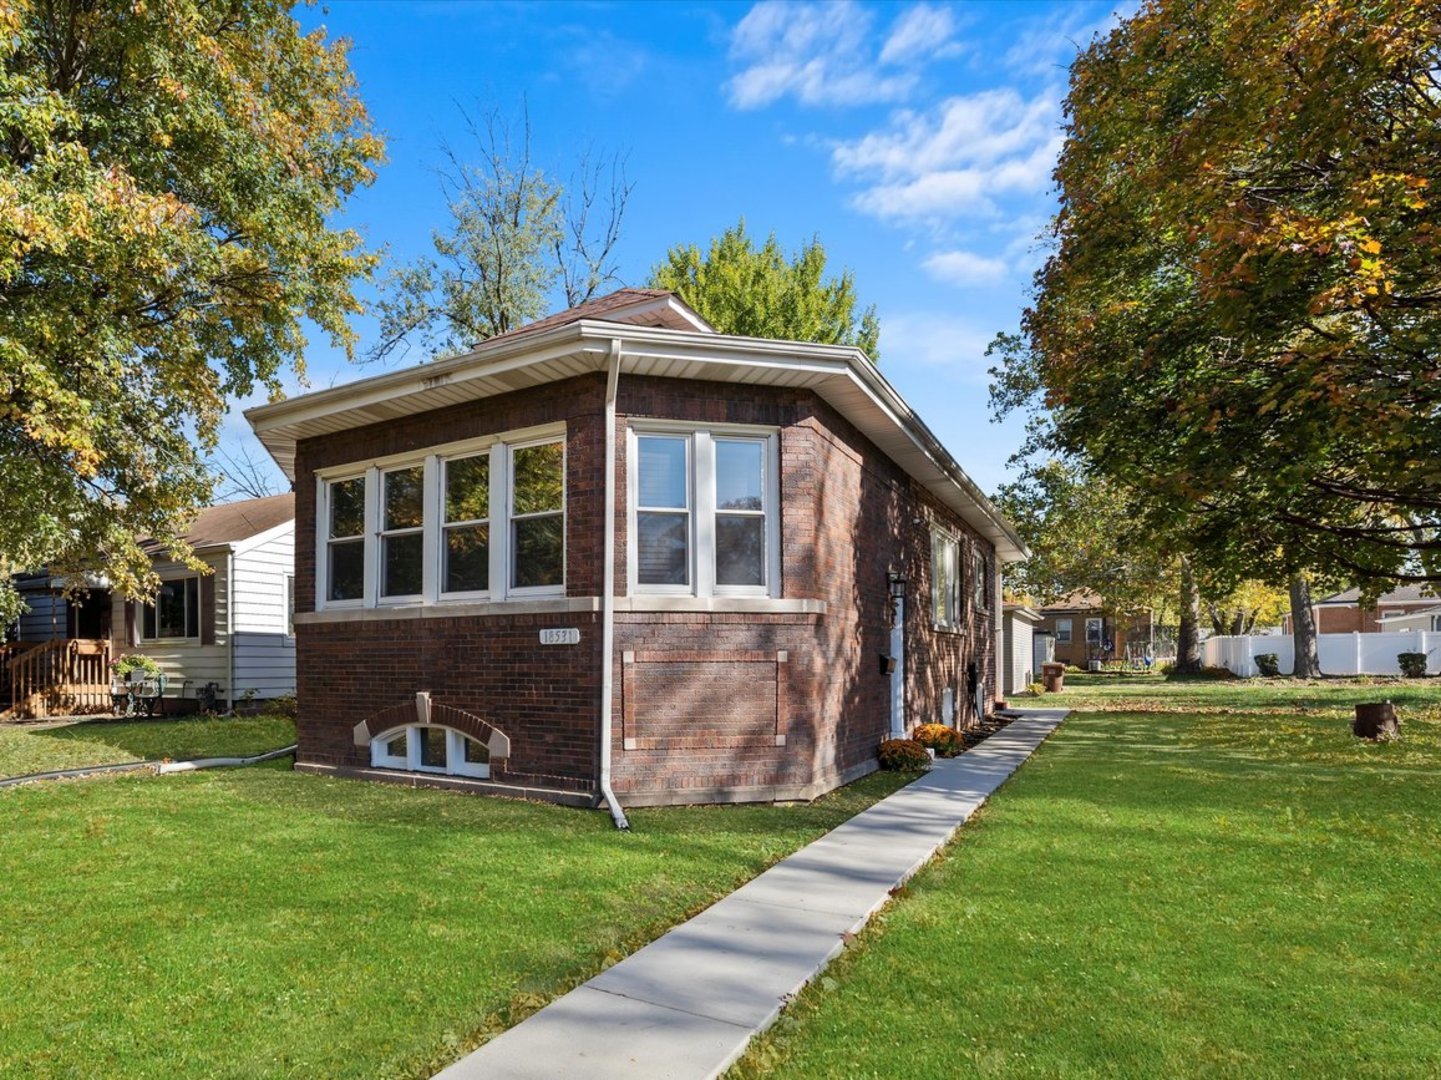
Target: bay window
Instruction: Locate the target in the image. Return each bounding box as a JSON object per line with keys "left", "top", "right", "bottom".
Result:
{"left": 628, "top": 425, "right": 778, "bottom": 598}
{"left": 315, "top": 425, "right": 566, "bottom": 610}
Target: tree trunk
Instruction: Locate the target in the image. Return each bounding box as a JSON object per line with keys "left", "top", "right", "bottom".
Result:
{"left": 1290, "top": 574, "right": 1321, "bottom": 678}
{"left": 1175, "top": 558, "right": 1203, "bottom": 674}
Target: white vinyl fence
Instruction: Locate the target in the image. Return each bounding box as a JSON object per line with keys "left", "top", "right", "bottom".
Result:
{"left": 1203, "top": 631, "right": 1441, "bottom": 677}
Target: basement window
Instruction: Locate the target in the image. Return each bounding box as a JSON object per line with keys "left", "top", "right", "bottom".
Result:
{"left": 370, "top": 726, "right": 490, "bottom": 779}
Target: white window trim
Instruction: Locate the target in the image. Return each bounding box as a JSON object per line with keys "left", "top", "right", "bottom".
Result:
{"left": 931, "top": 529, "right": 961, "bottom": 631}
{"left": 313, "top": 423, "right": 566, "bottom": 612}
{"left": 1086, "top": 617, "right": 1104, "bottom": 645}
{"left": 972, "top": 549, "right": 990, "bottom": 613}
{"left": 141, "top": 574, "right": 201, "bottom": 643}
{"left": 369, "top": 725, "right": 490, "bottom": 779}
{"left": 626, "top": 422, "right": 781, "bottom": 600}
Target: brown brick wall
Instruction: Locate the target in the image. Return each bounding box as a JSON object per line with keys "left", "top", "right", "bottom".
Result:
{"left": 291, "top": 372, "right": 1000, "bottom": 805}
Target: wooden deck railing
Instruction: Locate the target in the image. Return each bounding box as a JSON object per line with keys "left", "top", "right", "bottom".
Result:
{"left": 2, "top": 639, "right": 112, "bottom": 720}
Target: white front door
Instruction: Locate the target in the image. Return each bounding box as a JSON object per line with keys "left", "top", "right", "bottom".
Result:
{"left": 890, "top": 594, "right": 905, "bottom": 737}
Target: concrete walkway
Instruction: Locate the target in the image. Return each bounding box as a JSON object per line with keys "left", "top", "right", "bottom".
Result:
{"left": 435, "top": 709, "right": 1068, "bottom": 1080}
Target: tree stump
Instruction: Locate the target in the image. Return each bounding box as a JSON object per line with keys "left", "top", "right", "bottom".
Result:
{"left": 1353, "top": 702, "right": 1399, "bottom": 741}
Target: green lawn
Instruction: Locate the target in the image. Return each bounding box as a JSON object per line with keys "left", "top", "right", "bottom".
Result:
{"left": 733, "top": 674, "right": 1441, "bottom": 1080}
{"left": 0, "top": 714, "right": 296, "bottom": 779}
{"left": 0, "top": 765, "right": 908, "bottom": 1079}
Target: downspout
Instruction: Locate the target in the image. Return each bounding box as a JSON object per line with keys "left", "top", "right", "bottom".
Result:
{"left": 226, "top": 548, "right": 236, "bottom": 712}
{"left": 599, "top": 339, "right": 630, "bottom": 830}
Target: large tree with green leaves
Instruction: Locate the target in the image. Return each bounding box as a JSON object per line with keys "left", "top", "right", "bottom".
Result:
{"left": 0, "top": 0, "right": 381, "bottom": 623}
{"left": 649, "top": 219, "right": 880, "bottom": 358}
{"left": 991, "top": 0, "right": 1440, "bottom": 675}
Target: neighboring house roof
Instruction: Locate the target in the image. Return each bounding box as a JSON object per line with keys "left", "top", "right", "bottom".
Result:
{"left": 246, "top": 289, "right": 1029, "bottom": 562}
{"left": 140, "top": 493, "right": 295, "bottom": 556}
{"left": 1039, "top": 590, "right": 1106, "bottom": 614}
{"left": 1318, "top": 585, "right": 1440, "bottom": 606}
{"left": 1003, "top": 602, "right": 1044, "bottom": 624}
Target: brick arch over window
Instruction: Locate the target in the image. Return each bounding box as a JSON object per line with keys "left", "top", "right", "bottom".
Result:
{"left": 352, "top": 691, "right": 511, "bottom": 762}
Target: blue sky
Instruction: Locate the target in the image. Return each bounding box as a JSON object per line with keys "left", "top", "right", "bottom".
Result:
{"left": 226, "top": 0, "right": 1125, "bottom": 496}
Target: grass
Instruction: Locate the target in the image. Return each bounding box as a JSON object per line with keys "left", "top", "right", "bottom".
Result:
{"left": 0, "top": 714, "right": 297, "bottom": 779}
{"left": 732, "top": 674, "right": 1441, "bottom": 1080}
{"left": 0, "top": 765, "right": 908, "bottom": 1079}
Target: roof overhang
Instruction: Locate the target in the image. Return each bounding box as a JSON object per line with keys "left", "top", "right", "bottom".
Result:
{"left": 246, "top": 320, "right": 1029, "bottom": 562}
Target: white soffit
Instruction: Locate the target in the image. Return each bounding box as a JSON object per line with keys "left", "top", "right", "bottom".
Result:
{"left": 247, "top": 320, "right": 1028, "bottom": 561}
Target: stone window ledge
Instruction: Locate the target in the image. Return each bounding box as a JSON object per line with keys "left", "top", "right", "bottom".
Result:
{"left": 295, "top": 595, "right": 827, "bottom": 625}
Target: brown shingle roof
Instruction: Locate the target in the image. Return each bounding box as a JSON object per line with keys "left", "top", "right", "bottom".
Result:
{"left": 141, "top": 493, "right": 294, "bottom": 555}
{"left": 483, "top": 288, "right": 708, "bottom": 345}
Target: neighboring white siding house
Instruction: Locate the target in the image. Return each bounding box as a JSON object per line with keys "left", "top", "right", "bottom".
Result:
{"left": 231, "top": 526, "right": 296, "bottom": 700}
{"left": 107, "top": 494, "right": 295, "bottom": 708}
{"left": 1003, "top": 604, "right": 1043, "bottom": 697}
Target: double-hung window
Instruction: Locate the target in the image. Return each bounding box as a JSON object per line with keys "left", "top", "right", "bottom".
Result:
{"left": 326, "top": 476, "right": 366, "bottom": 603}
{"left": 143, "top": 577, "right": 200, "bottom": 640}
{"left": 315, "top": 425, "right": 566, "bottom": 610}
{"left": 1055, "top": 618, "right": 1073, "bottom": 644}
{"left": 1086, "top": 617, "right": 1104, "bottom": 646}
{"left": 380, "top": 465, "right": 424, "bottom": 600}
{"left": 509, "top": 440, "right": 565, "bottom": 591}
{"left": 932, "top": 532, "right": 960, "bottom": 629}
{"left": 442, "top": 453, "right": 490, "bottom": 595}
{"left": 629, "top": 426, "right": 778, "bottom": 597}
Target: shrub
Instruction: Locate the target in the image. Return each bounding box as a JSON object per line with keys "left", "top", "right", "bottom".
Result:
{"left": 268, "top": 693, "right": 299, "bottom": 719}
{"left": 1159, "top": 661, "right": 1177, "bottom": 676}
{"left": 1027, "top": 680, "right": 1046, "bottom": 697}
{"left": 1254, "top": 653, "right": 1281, "bottom": 677}
{"left": 913, "top": 723, "right": 963, "bottom": 757}
{"left": 878, "top": 738, "right": 931, "bottom": 772}
{"left": 1398, "top": 652, "right": 1428, "bottom": 678}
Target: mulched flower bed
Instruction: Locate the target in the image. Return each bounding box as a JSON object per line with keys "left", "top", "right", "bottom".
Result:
{"left": 961, "top": 712, "right": 1017, "bottom": 750}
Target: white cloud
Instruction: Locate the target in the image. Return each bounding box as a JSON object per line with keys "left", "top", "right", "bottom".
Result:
{"left": 879, "top": 4, "right": 964, "bottom": 65}
{"left": 1001, "top": 5, "right": 1126, "bottom": 78}
{"left": 879, "top": 310, "right": 998, "bottom": 381}
{"left": 725, "top": 1, "right": 962, "bottom": 109}
{"left": 922, "top": 249, "right": 1010, "bottom": 286}
{"left": 834, "top": 91, "right": 1063, "bottom": 224}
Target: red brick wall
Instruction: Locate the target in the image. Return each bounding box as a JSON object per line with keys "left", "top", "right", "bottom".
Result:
{"left": 291, "top": 372, "right": 1000, "bottom": 805}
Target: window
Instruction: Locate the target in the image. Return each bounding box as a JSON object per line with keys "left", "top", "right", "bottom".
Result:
{"left": 628, "top": 426, "right": 778, "bottom": 597}
{"left": 443, "top": 453, "right": 489, "bottom": 595}
{"left": 1055, "top": 618, "right": 1073, "bottom": 644}
{"left": 314, "top": 425, "right": 567, "bottom": 610}
{"left": 370, "top": 725, "right": 490, "bottom": 778}
{"left": 509, "top": 440, "right": 565, "bottom": 591}
{"left": 932, "top": 532, "right": 960, "bottom": 629}
{"left": 1086, "top": 617, "right": 1103, "bottom": 645}
{"left": 635, "top": 435, "right": 690, "bottom": 587}
{"left": 380, "top": 465, "right": 424, "bottom": 599}
{"left": 326, "top": 475, "right": 366, "bottom": 603}
{"left": 972, "top": 550, "right": 989, "bottom": 612}
{"left": 284, "top": 575, "right": 295, "bottom": 636}
{"left": 1433, "top": 615, "right": 1441, "bottom": 632}
{"left": 143, "top": 577, "right": 199, "bottom": 640}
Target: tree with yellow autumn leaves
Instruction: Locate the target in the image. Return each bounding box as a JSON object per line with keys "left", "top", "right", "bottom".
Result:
{"left": 992, "top": 0, "right": 1440, "bottom": 675}
{"left": 0, "top": 0, "right": 382, "bottom": 621}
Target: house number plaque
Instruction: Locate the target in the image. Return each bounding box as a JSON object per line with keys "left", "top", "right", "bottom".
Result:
{"left": 538, "top": 628, "right": 580, "bottom": 645}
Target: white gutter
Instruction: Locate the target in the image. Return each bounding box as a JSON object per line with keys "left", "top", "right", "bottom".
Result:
{"left": 598, "top": 339, "right": 630, "bottom": 830}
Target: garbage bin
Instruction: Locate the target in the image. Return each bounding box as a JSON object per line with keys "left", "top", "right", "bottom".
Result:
{"left": 1041, "top": 662, "right": 1066, "bottom": 692}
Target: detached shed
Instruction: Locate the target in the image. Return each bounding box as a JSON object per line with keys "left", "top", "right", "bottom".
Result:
{"left": 1002, "top": 603, "right": 1043, "bottom": 697}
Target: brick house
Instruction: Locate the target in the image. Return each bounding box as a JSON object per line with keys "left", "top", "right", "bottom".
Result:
{"left": 246, "top": 290, "right": 1026, "bottom": 814}
{"left": 1038, "top": 592, "right": 1158, "bottom": 668}
{"left": 1282, "top": 586, "right": 1441, "bottom": 634}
